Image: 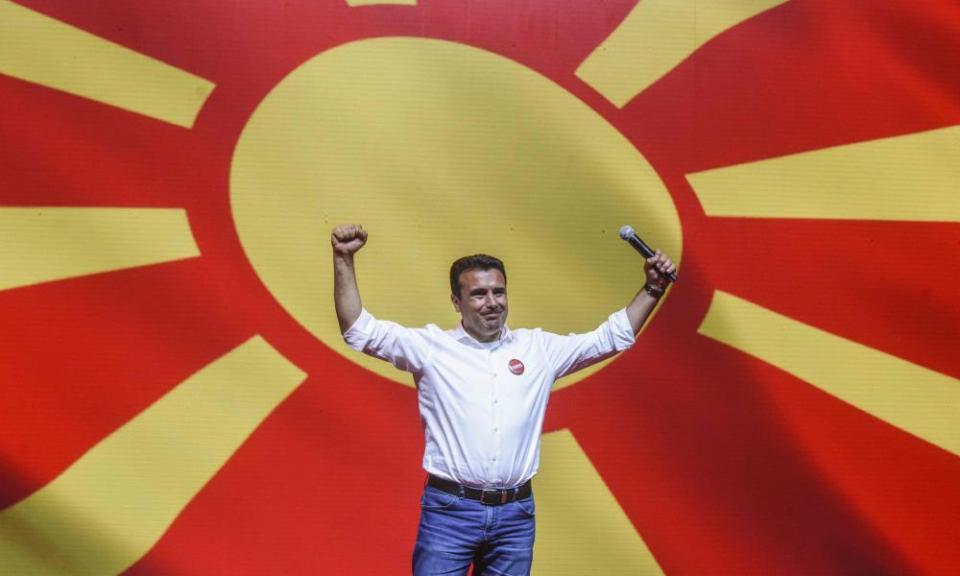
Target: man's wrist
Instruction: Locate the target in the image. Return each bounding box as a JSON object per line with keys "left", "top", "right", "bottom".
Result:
{"left": 643, "top": 282, "right": 666, "bottom": 298}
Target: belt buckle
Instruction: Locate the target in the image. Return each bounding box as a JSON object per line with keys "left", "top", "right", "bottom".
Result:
{"left": 479, "top": 488, "right": 504, "bottom": 506}
{"left": 480, "top": 489, "right": 494, "bottom": 505}
{"left": 480, "top": 487, "right": 514, "bottom": 505}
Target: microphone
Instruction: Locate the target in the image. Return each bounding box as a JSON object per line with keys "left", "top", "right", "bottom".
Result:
{"left": 619, "top": 225, "right": 677, "bottom": 283}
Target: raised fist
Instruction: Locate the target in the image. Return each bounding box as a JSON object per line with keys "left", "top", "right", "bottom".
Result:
{"left": 331, "top": 224, "right": 368, "bottom": 256}
{"left": 644, "top": 249, "right": 676, "bottom": 288}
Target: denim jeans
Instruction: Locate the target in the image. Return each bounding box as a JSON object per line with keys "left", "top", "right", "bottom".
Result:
{"left": 413, "top": 485, "right": 536, "bottom": 575}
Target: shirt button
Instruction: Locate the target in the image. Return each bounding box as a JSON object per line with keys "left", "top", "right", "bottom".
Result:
{"left": 494, "top": 427, "right": 499, "bottom": 433}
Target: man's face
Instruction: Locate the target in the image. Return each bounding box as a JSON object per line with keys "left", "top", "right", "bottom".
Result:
{"left": 451, "top": 268, "right": 508, "bottom": 343}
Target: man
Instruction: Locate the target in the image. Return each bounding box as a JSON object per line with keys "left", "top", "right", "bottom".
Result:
{"left": 331, "top": 223, "right": 676, "bottom": 576}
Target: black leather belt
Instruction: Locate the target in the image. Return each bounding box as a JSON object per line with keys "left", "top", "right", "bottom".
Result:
{"left": 427, "top": 474, "right": 532, "bottom": 506}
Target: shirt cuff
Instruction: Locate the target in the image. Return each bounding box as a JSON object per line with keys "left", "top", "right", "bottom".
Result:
{"left": 342, "top": 308, "right": 375, "bottom": 351}
{"left": 610, "top": 308, "right": 636, "bottom": 350}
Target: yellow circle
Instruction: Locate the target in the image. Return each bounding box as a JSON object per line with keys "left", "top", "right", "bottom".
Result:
{"left": 230, "top": 37, "right": 682, "bottom": 388}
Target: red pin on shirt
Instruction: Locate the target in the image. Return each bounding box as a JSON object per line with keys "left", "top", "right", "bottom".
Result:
{"left": 508, "top": 359, "right": 525, "bottom": 375}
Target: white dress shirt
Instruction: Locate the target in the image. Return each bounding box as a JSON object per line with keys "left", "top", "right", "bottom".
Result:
{"left": 343, "top": 308, "right": 635, "bottom": 489}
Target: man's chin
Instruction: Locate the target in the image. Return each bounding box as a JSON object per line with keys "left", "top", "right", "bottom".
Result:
{"left": 471, "top": 320, "right": 498, "bottom": 336}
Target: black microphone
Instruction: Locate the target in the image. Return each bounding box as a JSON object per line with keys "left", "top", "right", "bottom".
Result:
{"left": 619, "top": 225, "right": 677, "bottom": 283}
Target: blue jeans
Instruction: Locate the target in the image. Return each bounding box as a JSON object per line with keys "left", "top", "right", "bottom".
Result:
{"left": 413, "top": 485, "right": 536, "bottom": 575}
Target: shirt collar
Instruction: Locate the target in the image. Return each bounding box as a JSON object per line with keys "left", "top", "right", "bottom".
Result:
{"left": 451, "top": 322, "right": 515, "bottom": 347}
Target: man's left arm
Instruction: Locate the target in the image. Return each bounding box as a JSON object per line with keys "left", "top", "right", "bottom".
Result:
{"left": 625, "top": 249, "right": 676, "bottom": 335}
{"left": 540, "top": 250, "right": 676, "bottom": 379}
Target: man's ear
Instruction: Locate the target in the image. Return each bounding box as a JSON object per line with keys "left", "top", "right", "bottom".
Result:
{"left": 450, "top": 293, "right": 462, "bottom": 313}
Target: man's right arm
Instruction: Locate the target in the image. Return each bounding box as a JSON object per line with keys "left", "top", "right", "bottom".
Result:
{"left": 331, "top": 224, "right": 368, "bottom": 334}
{"left": 331, "top": 224, "right": 432, "bottom": 374}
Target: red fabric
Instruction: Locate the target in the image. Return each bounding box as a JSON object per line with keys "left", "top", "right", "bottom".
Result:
{"left": 1, "top": 1, "right": 957, "bottom": 574}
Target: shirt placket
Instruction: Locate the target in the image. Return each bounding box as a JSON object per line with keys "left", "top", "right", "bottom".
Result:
{"left": 488, "top": 347, "right": 503, "bottom": 486}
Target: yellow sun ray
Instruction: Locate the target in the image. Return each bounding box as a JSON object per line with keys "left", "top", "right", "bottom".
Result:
{"left": 0, "top": 336, "right": 307, "bottom": 575}
{"left": 687, "top": 126, "right": 960, "bottom": 221}
{"left": 345, "top": 0, "right": 416, "bottom": 5}
{"left": 698, "top": 291, "right": 960, "bottom": 457}
{"left": 534, "top": 429, "right": 664, "bottom": 575}
{"left": 575, "top": 0, "right": 788, "bottom": 108}
{"left": 0, "top": 207, "right": 200, "bottom": 292}
{"left": 0, "top": 0, "right": 214, "bottom": 128}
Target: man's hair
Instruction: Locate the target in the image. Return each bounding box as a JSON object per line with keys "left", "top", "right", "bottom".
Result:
{"left": 449, "top": 254, "right": 507, "bottom": 297}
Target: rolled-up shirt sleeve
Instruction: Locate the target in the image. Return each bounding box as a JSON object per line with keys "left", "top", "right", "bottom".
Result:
{"left": 540, "top": 308, "right": 636, "bottom": 379}
{"left": 343, "top": 308, "right": 432, "bottom": 374}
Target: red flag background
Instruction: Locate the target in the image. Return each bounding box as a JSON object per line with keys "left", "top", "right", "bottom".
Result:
{"left": 1, "top": 0, "right": 958, "bottom": 574}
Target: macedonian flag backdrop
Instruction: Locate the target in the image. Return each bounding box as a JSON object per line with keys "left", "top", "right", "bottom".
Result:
{"left": 1, "top": 0, "right": 958, "bottom": 574}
